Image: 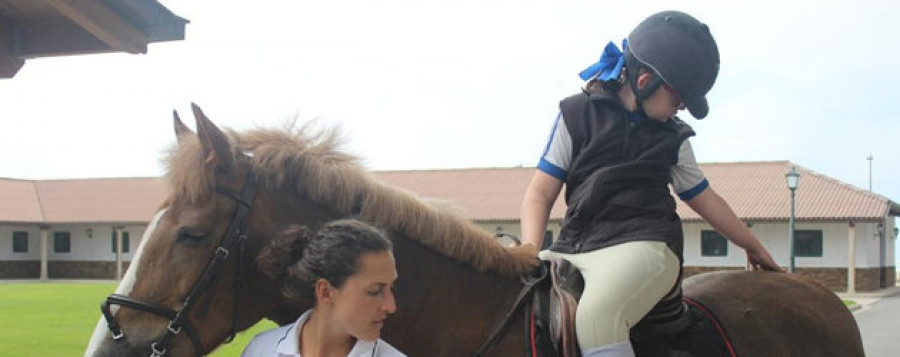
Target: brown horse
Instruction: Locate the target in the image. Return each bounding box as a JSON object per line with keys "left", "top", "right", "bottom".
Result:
{"left": 87, "top": 105, "right": 864, "bottom": 356}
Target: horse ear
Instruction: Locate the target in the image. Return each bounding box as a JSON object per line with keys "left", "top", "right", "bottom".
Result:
{"left": 172, "top": 110, "right": 195, "bottom": 146}
{"left": 191, "top": 103, "right": 236, "bottom": 174}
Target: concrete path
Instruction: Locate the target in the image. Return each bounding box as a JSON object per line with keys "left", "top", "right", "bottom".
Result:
{"left": 840, "top": 284, "right": 900, "bottom": 357}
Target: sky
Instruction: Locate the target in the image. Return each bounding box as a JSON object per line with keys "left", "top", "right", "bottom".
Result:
{"left": 1, "top": 2, "right": 899, "bottom": 222}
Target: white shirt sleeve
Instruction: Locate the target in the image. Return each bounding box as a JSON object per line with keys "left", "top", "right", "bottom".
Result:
{"left": 670, "top": 139, "right": 708, "bottom": 200}
{"left": 537, "top": 112, "right": 572, "bottom": 181}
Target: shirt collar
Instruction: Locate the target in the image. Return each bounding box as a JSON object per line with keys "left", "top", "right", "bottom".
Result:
{"left": 274, "top": 309, "right": 380, "bottom": 357}
{"left": 274, "top": 310, "right": 309, "bottom": 356}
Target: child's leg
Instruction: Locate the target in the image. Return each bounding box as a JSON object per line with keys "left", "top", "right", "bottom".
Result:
{"left": 543, "top": 241, "right": 679, "bottom": 356}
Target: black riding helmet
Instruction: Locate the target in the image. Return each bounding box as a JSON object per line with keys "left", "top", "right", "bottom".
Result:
{"left": 625, "top": 10, "right": 719, "bottom": 119}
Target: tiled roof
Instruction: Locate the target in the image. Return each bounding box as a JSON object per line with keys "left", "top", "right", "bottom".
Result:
{"left": 1, "top": 161, "right": 896, "bottom": 224}
{"left": 373, "top": 168, "right": 567, "bottom": 222}
{"left": 0, "top": 177, "right": 166, "bottom": 224}
{"left": 679, "top": 161, "right": 899, "bottom": 222}
{"left": 0, "top": 179, "right": 43, "bottom": 222}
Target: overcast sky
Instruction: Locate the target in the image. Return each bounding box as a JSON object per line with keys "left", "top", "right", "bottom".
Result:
{"left": 2, "top": 1, "right": 899, "bottom": 213}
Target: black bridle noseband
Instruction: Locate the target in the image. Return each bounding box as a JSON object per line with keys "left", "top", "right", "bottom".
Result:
{"left": 100, "top": 173, "right": 258, "bottom": 357}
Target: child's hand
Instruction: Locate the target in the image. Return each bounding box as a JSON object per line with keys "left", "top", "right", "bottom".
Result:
{"left": 746, "top": 248, "right": 786, "bottom": 272}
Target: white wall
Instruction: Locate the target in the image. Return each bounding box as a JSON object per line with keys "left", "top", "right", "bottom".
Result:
{"left": 0, "top": 225, "right": 41, "bottom": 260}
{"left": 682, "top": 221, "right": 886, "bottom": 269}
{"left": 479, "top": 220, "right": 562, "bottom": 248}
{"left": 3, "top": 218, "right": 895, "bottom": 269}
{"left": 481, "top": 219, "right": 893, "bottom": 269}
{"left": 0, "top": 224, "right": 145, "bottom": 262}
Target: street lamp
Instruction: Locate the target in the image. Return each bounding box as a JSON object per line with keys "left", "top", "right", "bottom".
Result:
{"left": 786, "top": 166, "right": 800, "bottom": 273}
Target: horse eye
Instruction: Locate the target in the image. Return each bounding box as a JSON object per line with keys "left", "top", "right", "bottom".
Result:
{"left": 177, "top": 227, "right": 208, "bottom": 246}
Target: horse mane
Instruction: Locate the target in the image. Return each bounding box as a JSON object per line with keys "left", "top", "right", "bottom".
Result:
{"left": 164, "top": 122, "right": 538, "bottom": 277}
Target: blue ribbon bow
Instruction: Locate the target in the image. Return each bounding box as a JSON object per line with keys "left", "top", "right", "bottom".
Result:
{"left": 578, "top": 39, "right": 628, "bottom": 82}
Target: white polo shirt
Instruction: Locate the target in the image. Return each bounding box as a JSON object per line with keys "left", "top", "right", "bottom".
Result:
{"left": 241, "top": 309, "right": 405, "bottom": 357}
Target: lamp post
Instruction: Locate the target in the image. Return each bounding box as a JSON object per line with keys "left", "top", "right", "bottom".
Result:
{"left": 786, "top": 167, "right": 800, "bottom": 273}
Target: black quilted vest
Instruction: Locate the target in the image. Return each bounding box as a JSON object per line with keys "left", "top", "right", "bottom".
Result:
{"left": 549, "top": 91, "right": 695, "bottom": 261}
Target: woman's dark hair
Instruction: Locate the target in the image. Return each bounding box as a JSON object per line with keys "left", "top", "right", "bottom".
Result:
{"left": 281, "top": 219, "right": 392, "bottom": 302}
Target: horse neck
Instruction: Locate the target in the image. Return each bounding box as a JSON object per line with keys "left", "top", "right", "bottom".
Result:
{"left": 248, "top": 189, "right": 341, "bottom": 325}
{"left": 383, "top": 236, "right": 527, "bottom": 356}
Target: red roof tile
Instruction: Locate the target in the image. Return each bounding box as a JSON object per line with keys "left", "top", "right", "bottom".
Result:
{"left": 0, "top": 179, "right": 43, "bottom": 222}
{"left": 26, "top": 178, "right": 165, "bottom": 224}
{"left": 373, "top": 168, "right": 567, "bottom": 222}
{"left": 679, "top": 161, "right": 899, "bottom": 221}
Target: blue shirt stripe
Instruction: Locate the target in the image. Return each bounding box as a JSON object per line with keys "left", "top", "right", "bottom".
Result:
{"left": 540, "top": 112, "right": 562, "bottom": 157}
{"left": 537, "top": 158, "right": 567, "bottom": 181}
{"left": 678, "top": 178, "right": 708, "bottom": 201}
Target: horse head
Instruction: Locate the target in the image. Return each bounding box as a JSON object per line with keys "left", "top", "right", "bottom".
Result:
{"left": 88, "top": 105, "right": 326, "bottom": 356}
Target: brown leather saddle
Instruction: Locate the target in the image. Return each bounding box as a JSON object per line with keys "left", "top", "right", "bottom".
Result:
{"left": 527, "top": 259, "right": 583, "bottom": 357}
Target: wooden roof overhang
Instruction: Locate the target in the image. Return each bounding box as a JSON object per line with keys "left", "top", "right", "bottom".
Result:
{"left": 0, "top": 0, "right": 186, "bottom": 78}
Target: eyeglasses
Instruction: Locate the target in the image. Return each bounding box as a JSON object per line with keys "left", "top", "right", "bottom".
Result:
{"left": 662, "top": 84, "right": 685, "bottom": 109}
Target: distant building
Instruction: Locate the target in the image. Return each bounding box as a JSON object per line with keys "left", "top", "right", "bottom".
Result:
{"left": 0, "top": 177, "right": 165, "bottom": 279}
{"left": 1, "top": 161, "right": 896, "bottom": 292}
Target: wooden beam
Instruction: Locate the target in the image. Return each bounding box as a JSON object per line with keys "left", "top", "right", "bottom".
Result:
{"left": 15, "top": 17, "right": 112, "bottom": 58}
{"left": 0, "top": 14, "right": 24, "bottom": 78}
{"left": 45, "top": 0, "right": 147, "bottom": 54}
{"left": 0, "top": 57, "right": 23, "bottom": 78}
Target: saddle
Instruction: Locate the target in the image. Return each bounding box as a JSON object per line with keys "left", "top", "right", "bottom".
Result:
{"left": 529, "top": 259, "right": 735, "bottom": 357}
{"left": 526, "top": 260, "right": 584, "bottom": 357}
{"left": 529, "top": 259, "right": 583, "bottom": 357}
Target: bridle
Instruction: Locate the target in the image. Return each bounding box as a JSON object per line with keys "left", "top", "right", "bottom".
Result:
{"left": 473, "top": 261, "right": 547, "bottom": 357}
{"left": 100, "top": 172, "right": 258, "bottom": 357}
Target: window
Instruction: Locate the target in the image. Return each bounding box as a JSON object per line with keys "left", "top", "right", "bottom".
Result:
{"left": 12, "top": 231, "right": 28, "bottom": 253}
{"left": 54, "top": 232, "right": 71, "bottom": 253}
{"left": 794, "top": 230, "right": 823, "bottom": 257}
{"left": 701, "top": 230, "right": 728, "bottom": 256}
{"left": 111, "top": 231, "right": 131, "bottom": 253}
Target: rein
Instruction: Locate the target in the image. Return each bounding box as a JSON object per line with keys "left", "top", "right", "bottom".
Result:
{"left": 100, "top": 172, "right": 258, "bottom": 357}
{"left": 473, "top": 262, "right": 548, "bottom": 357}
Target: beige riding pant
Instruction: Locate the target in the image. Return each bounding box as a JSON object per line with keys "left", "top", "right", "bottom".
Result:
{"left": 539, "top": 241, "right": 680, "bottom": 350}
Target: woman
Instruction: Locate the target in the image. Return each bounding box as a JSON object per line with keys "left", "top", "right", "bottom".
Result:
{"left": 520, "top": 10, "right": 783, "bottom": 357}
{"left": 243, "top": 219, "right": 405, "bottom": 357}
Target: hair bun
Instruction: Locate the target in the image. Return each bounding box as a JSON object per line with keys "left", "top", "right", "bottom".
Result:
{"left": 255, "top": 225, "right": 312, "bottom": 282}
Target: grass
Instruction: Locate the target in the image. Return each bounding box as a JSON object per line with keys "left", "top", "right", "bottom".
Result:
{"left": 0, "top": 281, "right": 276, "bottom": 356}
{"left": 842, "top": 299, "right": 857, "bottom": 307}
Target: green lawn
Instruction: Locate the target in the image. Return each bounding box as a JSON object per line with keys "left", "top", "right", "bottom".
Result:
{"left": 0, "top": 282, "right": 276, "bottom": 356}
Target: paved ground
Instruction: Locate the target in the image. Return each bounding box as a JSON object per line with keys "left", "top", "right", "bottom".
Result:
{"left": 840, "top": 284, "right": 900, "bottom": 357}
